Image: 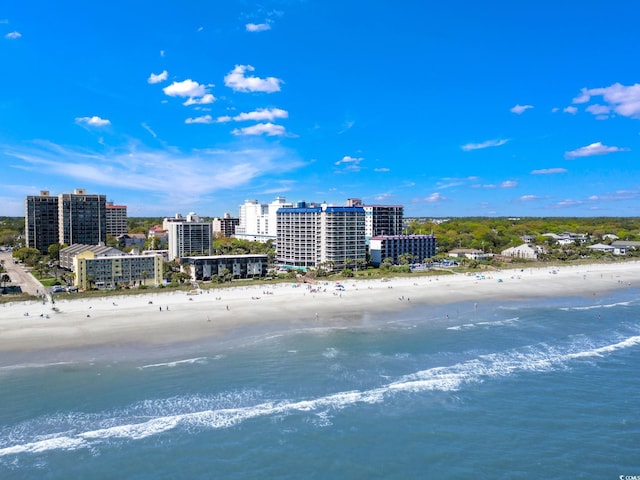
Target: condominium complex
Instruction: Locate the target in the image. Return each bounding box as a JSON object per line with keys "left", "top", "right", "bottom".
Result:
{"left": 58, "top": 189, "right": 107, "bottom": 246}
{"left": 73, "top": 250, "right": 163, "bottom": 290}
{"left": 164, "top": 212, "right": 213, "bottom": 261}
{"left": 25, "top": 189, "right": 109, "bottom": 252}
{"left": 347, "top": 198, "right": 404, "bottom": 239}
{"left": 106, "top": 202, "right": 128, "bottom": 236}
{"left": 180, "top": 254, "right": 268, "bottom": 281}
{"left": 25, "top": 191, "right": 60, "bottom": 253}
{"left": 59, "top": 244, "right": 123, "bottom": 270}
{"left": 235, "top": 197, "right": 293, "bottom": 242}
{"left": 212, "top": 213, "right": 239, "bottom": 238}
{"left": 369, "top": 234, "right": 437, "bottom": 266}
{"left": 276, "top": 202, "right": 366, "bottom": 270}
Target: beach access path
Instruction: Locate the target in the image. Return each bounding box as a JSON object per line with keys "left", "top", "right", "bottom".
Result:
{"left": 0, "top": 251, "right": 45, "bottom": 297}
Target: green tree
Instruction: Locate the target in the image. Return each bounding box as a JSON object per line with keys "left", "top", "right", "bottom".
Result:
{"left": 13, "top": 247, "right": 42, "bottom": 266}
{"left": 380, "top": 257, "right": 394, "bottom": 270}
{"left": 47, "top": 243, "right": 62, "bottom": 261}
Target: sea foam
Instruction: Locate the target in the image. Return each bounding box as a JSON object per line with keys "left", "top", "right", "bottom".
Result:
{"left": 2, "top": 332, "right": 638, "bottom": 459}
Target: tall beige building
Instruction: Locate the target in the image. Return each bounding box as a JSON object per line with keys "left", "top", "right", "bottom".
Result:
{"left": 106, "top": 201, "right": 128, "bottom": 236}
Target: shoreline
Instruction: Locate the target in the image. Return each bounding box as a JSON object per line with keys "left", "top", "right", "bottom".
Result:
{"left": 0, "top": 262, "right": 639, "bottom": 364}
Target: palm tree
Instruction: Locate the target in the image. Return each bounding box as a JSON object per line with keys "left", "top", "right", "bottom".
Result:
{"left": 355, "top": 258, "right": 367, "bottom": 272}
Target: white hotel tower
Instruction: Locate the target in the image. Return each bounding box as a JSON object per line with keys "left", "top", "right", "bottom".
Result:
{"left": 235, "top": 197, "right": 293, "bottom": 243}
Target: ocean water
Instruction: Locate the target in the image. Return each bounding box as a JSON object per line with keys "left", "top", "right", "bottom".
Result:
{"left": 1, "top": 289, "right": 639, "bottom": 479}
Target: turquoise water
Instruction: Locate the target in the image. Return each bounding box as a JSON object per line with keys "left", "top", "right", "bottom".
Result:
{"left": 1, "top": 290, "right": 639, "bottom": 479}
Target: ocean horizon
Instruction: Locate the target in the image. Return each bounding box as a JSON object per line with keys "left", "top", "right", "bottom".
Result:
{"left": 1, "top": 289, "right": 639, "bottom": 479}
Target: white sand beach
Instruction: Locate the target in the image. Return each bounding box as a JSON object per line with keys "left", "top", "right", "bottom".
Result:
{"left": 1, "top": 262, "right": 638, "bottom": 355}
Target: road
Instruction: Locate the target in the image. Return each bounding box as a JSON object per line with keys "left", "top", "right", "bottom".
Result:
{"left": 0, "top": 251, "right": 46, "bottom": 297}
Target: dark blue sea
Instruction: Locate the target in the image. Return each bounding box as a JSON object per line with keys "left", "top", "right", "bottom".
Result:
{"left": 1, "top": 289, "right": 639, "bottom": 479}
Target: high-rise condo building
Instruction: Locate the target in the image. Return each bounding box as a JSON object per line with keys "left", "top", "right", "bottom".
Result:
{"left": 347, "top": 198, "right": 404, "bottom": 239}
{"left": 276, "top": 202, "right": 366, "bottom": 270}
{"left": 106, "top": 201, "right": 128, "bottom": 237}
{"left": 164, "top": 212, "right": 213, "bottom": 261}
{"left": 25, "top": 190, "right": 60, "bottom": 253}
{"left": 236, "top": 197, "right": 293, "bottom": 242}
{"left": 212, "top": 213, "right": 239, "bottom": 238}
{"left": 58, "top": 189, "right": 107, "bottom": 246}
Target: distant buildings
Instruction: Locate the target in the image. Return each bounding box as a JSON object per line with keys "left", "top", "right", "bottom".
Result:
{"left": 500, "top": 244, "right": 541, "bottom": 260}
{"left": 212, "top": 213, "right": 239, "bottom": 238}
{"left": 25, "top": 189, "right": 111, "bottom": 253}
{"left": 235, "top": 197, "right": 293, "bottom": 242}
{"left": 164, "top": 212, "right": 212, "bottom": 261}
{"left": 369, "top": 234, "right": 436, "bottom": 266}
{"left": 542, "top": 232, "right": 589, "bottom": 245}
{"left": 106, "top": 202, "right": 128, "bottom": 237}
{"left": 276, "top": 202, "right": 366, "bottom": 270}
{"left": 447, "top": 248, "right": 491, "bottom": 261}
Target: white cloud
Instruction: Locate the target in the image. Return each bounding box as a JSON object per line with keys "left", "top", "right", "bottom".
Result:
{"left": 160, "top": 50, "right": 165, "bottom": 57}
{"left": 554, "top": 199, "right": 584, "bottom": 208}
{"left": 162, "top": 79, "right": 215, "bottom": 107}
{"left": 224, "top": 65, "right": 282, "bottom": 93}
{"left": 335, "top": 155, "right": 363, "bottom": 166}
{"left": 518, "top": 195, "right": 541, "bottom": 202}
{"left": 374, "top": 167, "right": 390, "bottom": 172}
{"left": 437, "top": 176, "right": 480, "bottom": 189}
{"left": 531, "top": 167, "right": 567, "bottom": 175}
{"left": 338, "top": 120, "right": 355, "bottom": 134}
{"left": 75, "top": 116, "right": 111, "bottom": 127}
{"left": 585, "top": 104, "right": 611, "bottom": 116}
{"left": 563, "top": 106, "right": 578, "bottom": 114}
{"left": 183, "top": 94, "right": 216, "bottom": 106}
{"left": 141, "top": 123, "right": 157, "bottom": 138}
{"left": 246, "top": 23, "right": 271, "bottom": 32}
{"left": 500, "top": 180, "right": 518, "bottom": 188}
{"left": 510, "top": 104, "right": 534, "bottom": 114}
{"left": 334, "top": 155, "right": 363, "bottom": 172}
{"left": 5, "top": 140, "right": 305, "bottom": 212}
{"left": 163, "top": 79, "right": 208, "bottom": 98}
{"left": 231, "top": 122, "right": 285, "bottom": 136}
{"left": 185, "top": 115, "right": 213, "bottom": 124}
{"left": 565, "top": 141, "right": 629, "bottom": 159}
{"left": 422, "top": 193, "right": 446, "bottom": 203}
{"left": 5, "top": 31, "right": 21, "bottom": 39}
{"left": 218, "top": 107, "right": 288, "bottom": 123}
{"left": 461, "top": 139, "right": 509, "bottom": 151}
{"left": 572, "top": 88, "right": 591, "bottom": 104}
{"left": 572, "top": 83, "right": 640, "bottom": 118}
{"left": 147, "top": 70, "right": 168, "bottom": 84}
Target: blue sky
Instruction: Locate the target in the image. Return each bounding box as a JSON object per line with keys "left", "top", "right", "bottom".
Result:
{"left": 1, "top": 1, "right": 639, "bottom": 218}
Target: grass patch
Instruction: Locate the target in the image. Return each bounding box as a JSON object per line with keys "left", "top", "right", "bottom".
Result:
{"left": 0, "top": 293, "right": 39, "bottom": 304}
